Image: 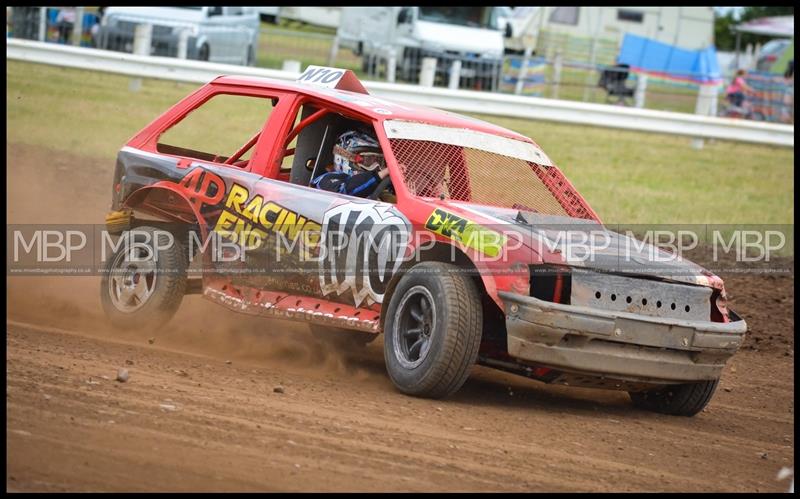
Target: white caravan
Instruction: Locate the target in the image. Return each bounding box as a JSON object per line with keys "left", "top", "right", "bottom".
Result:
{"left": 504, "top": 6, "right": 715, "bottom": 54}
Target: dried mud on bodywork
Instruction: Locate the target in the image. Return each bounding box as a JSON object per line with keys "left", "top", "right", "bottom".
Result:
{"left": 6, "top": 142, "right": 795, "bottom": 492}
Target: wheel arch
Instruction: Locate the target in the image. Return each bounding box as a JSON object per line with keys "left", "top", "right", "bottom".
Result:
{"left": 379, "top": 241, "right": 507, "bottom": 348}
{"left": 122, "top": 185, "right": 209, "bottom": 243}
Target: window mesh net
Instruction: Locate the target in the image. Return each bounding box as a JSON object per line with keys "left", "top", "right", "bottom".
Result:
{"left": 389, "top": 139, "right": 598, "bottom": 220}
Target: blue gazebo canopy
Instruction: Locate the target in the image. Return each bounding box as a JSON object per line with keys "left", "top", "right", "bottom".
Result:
{"left": 617, "top": 34, "right": 722, "bottom": 83}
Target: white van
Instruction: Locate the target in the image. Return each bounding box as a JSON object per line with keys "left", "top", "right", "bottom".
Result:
{"left": 338, "top": 7, "right": 505, "bottom": 89}
{"left": 98, "top": 7, "right": 260, "bottom": 66}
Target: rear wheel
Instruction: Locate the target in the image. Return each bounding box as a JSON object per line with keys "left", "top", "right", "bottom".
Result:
{"left": 629, "top": 379, "right": 719, "bottom": 417}
{"left": 100, "top": 226, "right": 187, "bottom": 331}
{"left": 383, "top": 262, "right": 483, "bottom": 399}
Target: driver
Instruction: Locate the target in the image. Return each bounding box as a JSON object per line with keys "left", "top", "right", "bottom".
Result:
{"left": 311, "top": 130, "right": 389, "bottom": 198}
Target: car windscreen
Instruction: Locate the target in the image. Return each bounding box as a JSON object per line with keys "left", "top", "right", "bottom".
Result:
{"left": 384, "top": 121, "right": 595, "bottom": 219}
{"left": 418, "top": 7, "right": 499, "bottom": 30}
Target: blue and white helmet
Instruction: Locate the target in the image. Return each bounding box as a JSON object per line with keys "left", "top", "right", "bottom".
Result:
{"left": 332, "top": 130, "right": 384, "bottom": 175}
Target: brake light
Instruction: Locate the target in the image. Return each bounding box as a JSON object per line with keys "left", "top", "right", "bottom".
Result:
{"left": 510, "top": 263, "right": 529, "bottom": 294}
{"left": 711, "top": 289, "right": 729, "bottom": 323}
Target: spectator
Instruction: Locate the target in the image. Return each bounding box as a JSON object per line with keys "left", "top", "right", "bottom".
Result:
{"left": 90, "top": 7, "right": 105, "bottom": 47}
{"left": 725, "top": 69, "right": 752, "bottom": 108}
{"left": 55, "top": 7, "right": 76, "bottom": 44}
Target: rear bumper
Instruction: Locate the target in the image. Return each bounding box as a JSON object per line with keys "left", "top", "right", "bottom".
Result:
{"left": 499, "top": 291, "right": 747, "bottom": 384}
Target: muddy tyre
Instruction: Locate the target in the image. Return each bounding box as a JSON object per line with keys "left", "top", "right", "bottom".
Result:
{"left": 309, "top": 324, "right": 377, "bottom": 348}
{"left": 629, "top": 379, "right": 719, "bottom": 417}
{"left": 100, "top": 226, "right": 188, "bottom": 331}
{"left": 383, "top": 262, "right": 482, "bottom": 399}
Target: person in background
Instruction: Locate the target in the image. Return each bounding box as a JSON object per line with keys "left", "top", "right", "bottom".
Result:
{"left": 725, "top": 69, "right": 753, "bottom": 108}
{"left": 90, "top": 7, "right": 105, "bottom": 47}
{"left": 55, "top": 6, "right": 76, "bottom": 44}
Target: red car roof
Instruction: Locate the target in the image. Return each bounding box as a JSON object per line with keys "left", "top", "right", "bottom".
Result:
{"left": 212, "top": 75, "right": 533, "bottom": 144}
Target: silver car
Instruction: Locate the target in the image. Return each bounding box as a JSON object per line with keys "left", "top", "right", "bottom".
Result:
{"left": 97, "top": 6, "right": 260, "bottom": 66}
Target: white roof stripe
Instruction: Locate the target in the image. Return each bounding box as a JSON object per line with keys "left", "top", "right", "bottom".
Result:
{"left": 383, "top": 120, "right": 554, "bottom": 166}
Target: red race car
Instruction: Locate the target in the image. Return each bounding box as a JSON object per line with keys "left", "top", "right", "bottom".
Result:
{"left": 101, "top": 66, "right": 746, "bottom": 416}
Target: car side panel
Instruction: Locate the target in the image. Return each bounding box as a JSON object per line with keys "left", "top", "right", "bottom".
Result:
{"left": 117, "top": 146, "right": 412, "bottom": 309}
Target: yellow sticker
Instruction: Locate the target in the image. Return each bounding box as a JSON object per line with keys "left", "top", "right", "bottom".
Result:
{"left": 425, "top": 208, "right": 506, "bottom": 257}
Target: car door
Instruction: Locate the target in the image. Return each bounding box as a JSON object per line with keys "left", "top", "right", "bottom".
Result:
{"left": 202, "top": 6, "right": 233, "bottom": 63}
{"left": 224, "top": 7, "right": 258, "bottom": 61}
{"left": 238, "top": 99, "right": 410, "bottom": 311}
{"left": 235, "top": 175, "right": 409, "bottom": 311}
{"left": 206, "top": 7, "right": 250, "bottom": 64}
{"left": 146, "top": 88, "right": 296, "bottom": 282}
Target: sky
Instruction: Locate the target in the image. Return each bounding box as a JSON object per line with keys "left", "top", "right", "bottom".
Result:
{"left": 713, "top": 7, "right": 745, "bottom": 20}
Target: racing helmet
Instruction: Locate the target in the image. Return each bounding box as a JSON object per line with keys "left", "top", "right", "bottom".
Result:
{"left": 332, "top": 130, "right": 385, "bottom": 175}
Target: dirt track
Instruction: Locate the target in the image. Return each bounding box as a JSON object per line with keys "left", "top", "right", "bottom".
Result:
{"left": 6, "top": 143, "right": 795, "bottom": 491}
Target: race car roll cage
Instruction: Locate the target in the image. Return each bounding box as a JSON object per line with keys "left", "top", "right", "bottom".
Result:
{"left": 129, "top": 81, "right": 403, "bottom": 201}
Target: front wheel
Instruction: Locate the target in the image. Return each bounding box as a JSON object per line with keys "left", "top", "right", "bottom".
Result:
{"left": 383, "top": 262, "right": 483, "bottom": 399}
{"left": 100, "top": 226, "right": 187, "bottom": 331}
{"left": 629, "top": 379, "right": 719, "bottom": 417}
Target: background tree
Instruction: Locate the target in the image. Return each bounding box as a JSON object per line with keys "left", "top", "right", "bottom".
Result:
{"left": 714, "top": 6, "right": 794, "bottom": 51}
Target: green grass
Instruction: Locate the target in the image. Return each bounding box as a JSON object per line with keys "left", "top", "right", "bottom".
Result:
{"left": 7, "top": 61, "right": 198, "bottom": 160}
{"left": 6, "top": 60, "right": 794, "bottom": 227}
{"left": 500, "top": 63, "right": 710, "bottom": 115}
{"left": 256, "top": 24, "right": 361, "bottom": 74}
{"left": 262, "top": 19, "right": 338, "bottom": 36}
{"left": 485, "top": 113, "right": 793, "bottom": 226}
